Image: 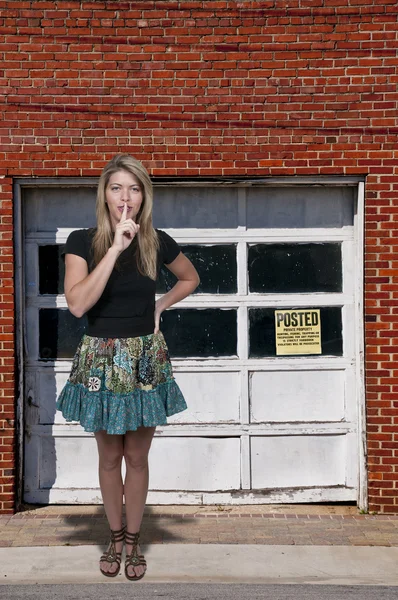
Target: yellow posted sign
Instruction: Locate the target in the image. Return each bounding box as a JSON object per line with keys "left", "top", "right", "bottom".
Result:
{"left": 275, "top": 309, "right": 321, "bottom": 356}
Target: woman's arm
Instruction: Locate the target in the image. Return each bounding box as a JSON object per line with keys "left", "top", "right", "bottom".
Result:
{"left": 65, "top": 204, "right": 140, "bottom": 318}
{"left": 64, "top": 247, "right": 121, "bottom": 318}
{"left": 154, "top": 252, "right": 200, "bottom": 333}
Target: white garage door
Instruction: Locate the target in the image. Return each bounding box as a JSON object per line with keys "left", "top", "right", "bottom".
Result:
{"left": 19, "top": 179, "right": 365, "bottom": 505}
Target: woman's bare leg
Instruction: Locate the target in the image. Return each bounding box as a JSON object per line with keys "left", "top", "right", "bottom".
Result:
{"left": 123, "top": 426, "right": 156, "bottom": 578}
{"left": 95, "top": 430, "right": 124, "bottom": 575}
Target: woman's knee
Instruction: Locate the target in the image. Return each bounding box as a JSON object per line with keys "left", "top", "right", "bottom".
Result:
{"left": 99, "top": 452, "right": 123, "bottom": 472}
{"left": 123, "top": 427, "right": 155, "bottom": 471}
{"left": 95, "top": 432, "right": 124, "bottom": 471}
{"left": 124, "top": 449, "right": 149, "bottom": 472}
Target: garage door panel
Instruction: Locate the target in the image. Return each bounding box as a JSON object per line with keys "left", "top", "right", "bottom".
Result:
{"left": 153, "top": 187, "right": 240, "bottom": 229}
{"left": 35, "top": 435, "right": 241, "bottom": 492}
{"left": 24, "top": 188, "right": 96, "bottom": 233}
{"left": 251, "top": 435, "right": 346, "bottom": 489}
{"left": 250, "top": 370, "right": 345, "bottom": 423}
{"left": 246, "top": 187, "right": 354, "bottom": 229}
{"left": 38, "top": 370, "right": 69, "bottom": 424}
{"left": 40, "top": 370, "right": 241, "bottom": 425}
{"left": 168, "top": 372, "right": 240, "bottom": 424}
{"left": 40, "top": 435, "right": 98, "bottom": 489}
{"left": 149, "top": 437, "right": 241, "bottom": 491}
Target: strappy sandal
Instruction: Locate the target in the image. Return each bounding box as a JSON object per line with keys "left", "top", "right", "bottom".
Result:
{"left": 99, "top": 525, "right": 125, "bottom": 578}
{"left": 124, "top": 531, "right": 147, "bottom": 581}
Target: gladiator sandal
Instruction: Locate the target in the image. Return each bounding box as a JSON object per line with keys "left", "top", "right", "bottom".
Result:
{"left": 99, "top": 525, "right": 125, "bottom": 578}
{"left": 124, "top": 530, "right": 147, "bottom": 581}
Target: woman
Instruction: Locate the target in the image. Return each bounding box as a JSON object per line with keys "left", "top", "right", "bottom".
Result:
{"left": 56, "top": 154, "right": 199, "bottom": 581}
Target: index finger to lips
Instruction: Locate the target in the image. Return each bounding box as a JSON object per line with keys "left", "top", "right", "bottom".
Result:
{"left": 120, "top": 202, "right": 127, "bottom": 222}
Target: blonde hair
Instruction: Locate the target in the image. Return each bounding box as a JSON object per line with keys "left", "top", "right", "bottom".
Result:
{"left": 92, "top": 154, "right": 159, "bottom": 280}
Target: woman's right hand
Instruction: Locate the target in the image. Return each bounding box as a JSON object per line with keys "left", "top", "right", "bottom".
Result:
{"left": 112, "top": 202, "right": 140, "bottom": 253}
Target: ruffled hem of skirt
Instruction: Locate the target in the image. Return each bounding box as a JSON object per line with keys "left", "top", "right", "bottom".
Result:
{"left": 56, "top": 379, "right": 187, "bottom": 434}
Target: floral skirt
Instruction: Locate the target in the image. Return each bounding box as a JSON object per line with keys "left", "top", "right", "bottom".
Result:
{"left": 56, "top": 332, "right": 187, "bottom": 435}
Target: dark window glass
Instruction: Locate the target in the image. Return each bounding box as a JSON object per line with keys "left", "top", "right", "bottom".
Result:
{"left": 161, "top": 309, "right": 237, "bottom": 357}
{"left": 248, "top": 243, "right": 342, "bottom": 293}
{"left": 157, "top": 245, "right": 237, "bottom": 294}
{"left": 39, "top": 309, "right": 87, "bottom": 359}
{"left": 249, "top": 307, "right": 342, "bottom": 357}
{"left": 39, "top": 245, "right": 65, "bottom": 295}
{"left": 41, "top": 243, "right": 238, "bottom": 296}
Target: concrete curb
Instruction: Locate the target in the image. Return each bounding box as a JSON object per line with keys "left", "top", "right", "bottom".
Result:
{"left": 1, "top": 544, "right": 398, "bottom": 586}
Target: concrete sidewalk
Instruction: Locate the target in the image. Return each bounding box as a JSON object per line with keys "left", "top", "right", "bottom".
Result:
{"left": 1, "top": 505, "right": 398, "bottom": 586}
{"left": 2, "top": 544, "right": 398, "bottom": 585}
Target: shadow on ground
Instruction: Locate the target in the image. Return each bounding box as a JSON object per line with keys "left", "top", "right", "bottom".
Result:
{"left": 19, "top": 504, "right": 197, "bottom": 548}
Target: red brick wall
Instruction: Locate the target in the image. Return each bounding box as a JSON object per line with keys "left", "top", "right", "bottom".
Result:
{"left": 1, "top": 0, "right": 397, "bottom": 513}
{"left": 0, "top": 176, "right": 14, "bottom": 513}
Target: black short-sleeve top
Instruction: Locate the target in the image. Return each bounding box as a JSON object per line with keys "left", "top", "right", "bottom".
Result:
{"left": 63, "top": 228, "right": 180, "bottom": 338}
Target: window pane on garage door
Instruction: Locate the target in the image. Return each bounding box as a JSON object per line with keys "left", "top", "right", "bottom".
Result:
{"left": 39, "top": 245, "right": 64, "bottom": 295}
{"left": 39, "top": 309, "right": 86, "bottom": 360}
{"left": 39, "top": 243, "right": 239, "bottom": 296}
{"left": 248, "top": 243, "right": 342, "bottom": 293}
{"left": 157, "top": 244, "right": 237, "bottom": 294}
{"left": 249, "top": 307, "right": 343, "bottom": 358}
{"left": 39, "top": 307, "right": 238, "bottom": 360}
{"left": 161, "top": 308, "right": 237, "bottom": 357}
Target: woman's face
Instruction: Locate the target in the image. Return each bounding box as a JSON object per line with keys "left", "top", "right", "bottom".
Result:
{"left": 105, "top": 169, "right": 144, "bottom": 230}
